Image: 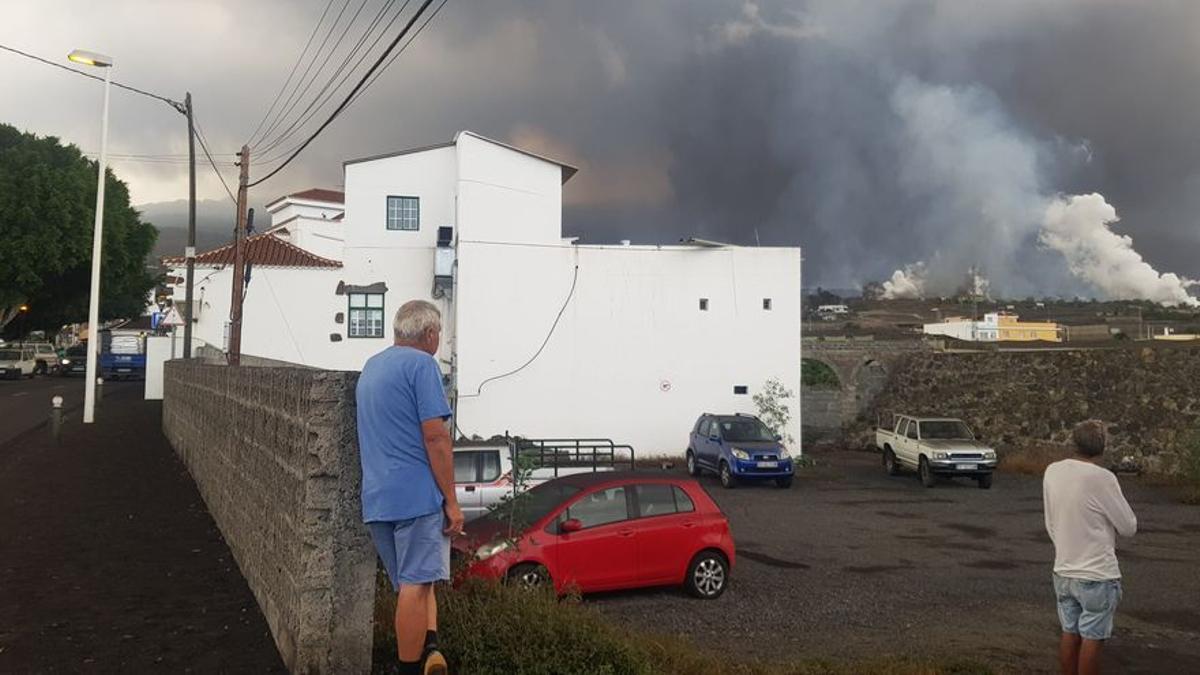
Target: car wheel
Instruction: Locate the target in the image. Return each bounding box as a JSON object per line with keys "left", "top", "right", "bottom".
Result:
{"left": 686, "top": 450, "right": 701, "bottom": 477}
{"left": 685, "top": 550, "right": 729, "bottom": 599}
{"left": 918, "top": 457, "right": 936, "bottom": 488}
{"left": 719, "top": 461, "right": 736, "bottom": 489}
{"left": 977, "top": 473, "right": 993, "bottom": 490}
{"left": 507, "top": 563, "right": 551, "bottom": 590}
{"left": 776, "top": 476, "right": 793, "bottom": 489}
{"left": 884, "top": 449, "right": 900, "bottom": 476}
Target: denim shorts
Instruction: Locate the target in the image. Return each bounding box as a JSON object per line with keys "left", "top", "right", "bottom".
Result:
{"left": 1053, "top": 573, "right": 1123, "bottom": 640}
{"left": 369, "top": 511, "right": 450, "bottom": 589}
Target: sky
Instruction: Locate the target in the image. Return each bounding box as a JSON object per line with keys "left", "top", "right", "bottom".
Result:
{"left": 2, "top": 0, "right": 1199, "bottom": 297}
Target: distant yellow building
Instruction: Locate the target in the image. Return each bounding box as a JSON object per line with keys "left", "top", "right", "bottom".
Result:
{"left": 995, "top": 314, "right": 1063, "bottom": 342}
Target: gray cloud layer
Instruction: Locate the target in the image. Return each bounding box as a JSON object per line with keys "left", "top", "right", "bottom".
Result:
{"left": 3, "top": 0, "right": 1198, "bottom": 295}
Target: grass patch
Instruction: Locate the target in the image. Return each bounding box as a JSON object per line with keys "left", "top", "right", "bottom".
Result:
{"left": 373, "top": 571, "right": 992, "bottom": 674}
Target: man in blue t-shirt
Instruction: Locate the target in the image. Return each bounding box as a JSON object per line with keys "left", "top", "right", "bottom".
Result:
{"left": 357, "top": 299, "right": 461, "bottom": 675}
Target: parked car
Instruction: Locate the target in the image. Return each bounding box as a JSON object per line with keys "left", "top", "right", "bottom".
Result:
{"left": 23, "top": 342, "right": 58, "bottom": 375}
{"left": 58, "top": 345, "right": 89, "bottom": 377}
{"left": 454, "top": 438, "right": 635, "bottom": 522}
{"left": 0, "top": 347, "right": 37, "bottom": 379}
{"left": 454, "top": 472, "right": 735, "bottom": 599}
{"left": 875, "top": 414, "right": 997, "bottom": 489}
{"left": 687, "top": 413, "right": 794, "bottom": 489}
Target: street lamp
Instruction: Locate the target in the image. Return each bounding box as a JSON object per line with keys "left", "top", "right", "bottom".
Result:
{"left": 70, "top": 48, "right": 114, "bottom": 425}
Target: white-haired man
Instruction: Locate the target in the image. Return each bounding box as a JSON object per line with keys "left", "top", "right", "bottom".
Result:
{"left": 357, "top": 299, "right": 461, "bottom": 675}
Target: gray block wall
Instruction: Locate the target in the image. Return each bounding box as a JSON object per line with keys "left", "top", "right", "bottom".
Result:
{"left": 162, "top": 361, "right": 375, "bottom": 674}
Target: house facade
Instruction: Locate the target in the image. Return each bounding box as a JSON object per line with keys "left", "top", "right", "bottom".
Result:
{"left": 923, "top": 312, "right": 1063, "bottom": 343}
{"left": 167, "top": 131, "right": 803, "bottom": 454}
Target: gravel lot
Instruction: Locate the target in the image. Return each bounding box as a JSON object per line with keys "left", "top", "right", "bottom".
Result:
{"left": 592, "top": 450, "right": 1200, "bottom": 674}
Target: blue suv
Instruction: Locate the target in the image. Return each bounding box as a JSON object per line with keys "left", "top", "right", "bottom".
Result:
{"left": 687, "top": 413, "right": 794, "bottom": 489}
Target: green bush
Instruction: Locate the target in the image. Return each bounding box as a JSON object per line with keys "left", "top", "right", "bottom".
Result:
{"left": 801, "top": 359, "right": 840, "bottom": 389}
{"left": 374, "top": 573, "right": 993, "bottom": 674}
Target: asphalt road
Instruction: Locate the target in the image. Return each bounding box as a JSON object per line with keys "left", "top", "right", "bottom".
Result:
{"left": 592, "top": 451, "right": 1200, "bottom": 674}
{"left": 0, "top": 374, "right": 91, "bottom": 446}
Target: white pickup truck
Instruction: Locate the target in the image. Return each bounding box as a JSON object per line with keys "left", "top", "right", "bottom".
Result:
{"left": 875, "top": 415, "right": 997, "bottom": 489}
{"left": 453, "top": 438, "right": 635, "bottom": 521}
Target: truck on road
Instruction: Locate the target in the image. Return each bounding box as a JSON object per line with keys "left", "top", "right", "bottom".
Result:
{"left": 875, "top": 414, "right": 997, "bottom": 489}
{"left": 100, "top": 329, "right": 146, "bottom": 380}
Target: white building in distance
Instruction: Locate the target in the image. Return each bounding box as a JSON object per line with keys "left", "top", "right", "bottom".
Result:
{"left": 166, "top": 131, "right": 803, "bottom": 454}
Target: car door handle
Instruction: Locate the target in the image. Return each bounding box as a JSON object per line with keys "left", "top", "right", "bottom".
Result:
{"left": 465, "top": 486, "right": 476, "bottom": 492}
{"left": 618, "top": 529, "right": 635, "bottom": 537}
{"left": 682, "top": 522, "right": 696, "bottom": 529}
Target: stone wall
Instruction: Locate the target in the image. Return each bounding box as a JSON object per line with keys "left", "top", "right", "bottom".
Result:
{"left": 162, "top": 361, "right": 375, "bottom": 674}
{"left": 801, "top": 388, "right": 843, "bottom": 441}
{"left": 865, "top": 344, "right": 1200, "bottom": 469}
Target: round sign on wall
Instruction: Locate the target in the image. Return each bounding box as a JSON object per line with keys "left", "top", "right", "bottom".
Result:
{"left": 659, "top": 380, "right": 671, "bottom": 392}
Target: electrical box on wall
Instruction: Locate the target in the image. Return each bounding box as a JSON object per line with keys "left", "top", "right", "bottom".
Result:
{"left": 433, "top": 225, "right": 454, "bottom": 299}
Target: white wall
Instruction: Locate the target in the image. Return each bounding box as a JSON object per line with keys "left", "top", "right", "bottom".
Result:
{"left": 453, "top": 242, "right": 803, "bottom": 456}
{"left": 923, "top": 320, "right": 977, "bottom": 341}
{"left": 455, "top": 132, "right": 564, "bottom": 245}
{"left": 170, "top": 264, "right": 343, "bottom": 366}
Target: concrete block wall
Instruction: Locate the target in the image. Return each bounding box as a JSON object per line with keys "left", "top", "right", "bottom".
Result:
{"left": 162, "top": 361, "right": 374, "bottom": 674}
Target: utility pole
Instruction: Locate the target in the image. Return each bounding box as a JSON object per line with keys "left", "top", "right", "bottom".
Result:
{"left": 228, "top": 145, "right": 250, "bottom": 365}
{"left": 182, "top": 92, "right": 196, "bottom": 358}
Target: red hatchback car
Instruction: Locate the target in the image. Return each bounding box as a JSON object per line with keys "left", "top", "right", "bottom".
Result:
{"left": 454, "top": 472, "right": 736, "bottom": 599}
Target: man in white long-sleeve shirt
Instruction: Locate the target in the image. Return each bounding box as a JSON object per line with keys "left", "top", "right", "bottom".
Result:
{"left": 1043, "top": 419, "right": 1137, "bottom": 675}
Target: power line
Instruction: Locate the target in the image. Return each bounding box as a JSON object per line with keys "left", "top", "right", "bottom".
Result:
{"left": 0, "top": 42, "right": 183, "bottom": 110}
{"left": 346, "top": 0, "right": 448, "bottom": 110}
{"left": 255, "top": 0, "right": 378, "bottom": 155}
{"left": 193, "top": 120, "right": 238, "bottom": 205}
{"left": 259, "top": 0, "right": 435, "bottom": 166}
{"left": 245, "top": 0, "right": 337, "bottom": 148}
{"left": 254, "top": 0, "right": 355, "bottom": 150}
{"left": 255, "top": 0, "right": 404, "bottom": 156}
{"left": 248, "top": 0, "right": 441, "bottom": 188}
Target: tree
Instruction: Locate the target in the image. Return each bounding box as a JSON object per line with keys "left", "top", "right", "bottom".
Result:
{"left": 0, "top": 124, "right": 157, "bottom": 338}
{"left": 753, "top": 378, "right": 795, "bottom": 445}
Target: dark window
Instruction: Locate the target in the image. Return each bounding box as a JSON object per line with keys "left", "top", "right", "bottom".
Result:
{"left": 733, "top": 385, "right": 748, "bottom": 395}
{"left": 699, "top": 298, "right": 709, "bottom": 311}
{"left": 566, "top": 486, "right": 629, "bottom": 529}
{"left": 673, "top": 486, "right": 695, "bottom": 513}
{"left": 763, "top": 298, "right": 772, "bottom": 310}
{"left": 717, "top": 418, "right": 775, "bottom": 442}
{"left": 348, "top": 292, "right": 385, "bottom": 338}
{"left": 635, "top": 484, "right": 676, "bottom": 518}
{"left": 453, "top": 452, "right": 478, "bottom": 482}
{"left": 386, "top": 195, "right": 419, "bottom": 231}
{"left": 906, "top": 421, "right": 919, "bottom": 440}
{"left": 480, "top": 451, "right": 502, "bottom": 482}
{"left": 697, "top": 419, "right": 711, "bottom": 436}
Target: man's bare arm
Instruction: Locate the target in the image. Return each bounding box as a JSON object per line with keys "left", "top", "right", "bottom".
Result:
{"left": 422, "top": 418, "right": 463, "bottom": 534}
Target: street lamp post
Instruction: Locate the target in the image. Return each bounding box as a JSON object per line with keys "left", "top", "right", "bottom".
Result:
{"left": 70, "top": 48, "right": 114, "bottom": 425}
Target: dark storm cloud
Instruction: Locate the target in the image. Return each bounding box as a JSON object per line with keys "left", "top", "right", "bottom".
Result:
{"left": 4, "top": 0, "right": 1198, "bottom": 295}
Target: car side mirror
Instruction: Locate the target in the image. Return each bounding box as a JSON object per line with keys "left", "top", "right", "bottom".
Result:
{"left": 560, "top": 518, "right": 582, "bottom": 534}
{"left": 710, "top": 434, "right": 721, "bottom": 443}
{"left": 774, "top": 434, "right": 783, "bottom": 442}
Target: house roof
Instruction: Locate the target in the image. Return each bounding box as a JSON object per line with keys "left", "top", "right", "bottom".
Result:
{"left": 265, "top": 188, "right": 345, "bottom": 210}
{"left": 343, "top": 130, "right": 579, "bottom": 184}
{"left": 162, "top": 232, "right": 342, "bottom": 269}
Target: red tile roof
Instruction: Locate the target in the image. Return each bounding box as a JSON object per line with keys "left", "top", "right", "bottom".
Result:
{"left": 162, "top": 233, "right": 342, "bottom": 269}
{"left": 266, "top": 188, "right": 344, "bottom": 207}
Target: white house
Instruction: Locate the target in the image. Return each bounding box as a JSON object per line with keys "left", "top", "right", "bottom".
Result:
{"left": 167, "top": 131, "right": 803, "bottom": 454}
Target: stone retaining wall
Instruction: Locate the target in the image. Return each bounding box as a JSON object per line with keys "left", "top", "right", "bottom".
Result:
{"left": 162, "top": 361, "right": 374, "bottom": 674}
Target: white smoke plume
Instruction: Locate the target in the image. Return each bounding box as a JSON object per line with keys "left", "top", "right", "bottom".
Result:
{"left": 882, "top": 262, "right": 928, "bottom": 299}
{"left": 1041, "top": 194, "right": 1198, "bottom": 307}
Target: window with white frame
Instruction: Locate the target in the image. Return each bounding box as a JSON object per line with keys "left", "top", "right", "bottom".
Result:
{"left": 348, "top": 292, "right": 385, "bottom": 338}
{"left": 386, "top": 196, "right": 419, "bottom": 231}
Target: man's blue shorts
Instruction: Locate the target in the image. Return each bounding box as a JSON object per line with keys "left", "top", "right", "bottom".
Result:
{"left": 1053, "top": 573, "right": 1123, "bottom": 640}
{"left": 369, "top": 511, "right": 450, "bottom": 589}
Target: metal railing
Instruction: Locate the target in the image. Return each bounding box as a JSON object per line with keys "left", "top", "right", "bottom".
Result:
{"left": 508, "top": 436, "right": 637, "bottom": 477}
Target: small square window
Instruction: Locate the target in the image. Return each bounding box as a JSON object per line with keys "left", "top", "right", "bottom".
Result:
{"left": 733, "top": 385, "right": 748, "bottom": 395}
{"left": 763, "top": 298, "right": 772, "bottom": 310}
{"left": 386, "top": 196, "right": 419, "bottom": 231}
{"left": 699, "top": 298, "right": 709, "bottom": 311}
